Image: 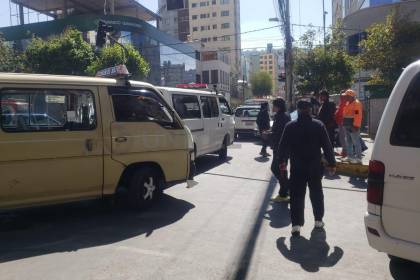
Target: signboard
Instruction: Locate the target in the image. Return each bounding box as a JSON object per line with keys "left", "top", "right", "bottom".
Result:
{"left": 96, "top": 64, "right": 130, "bottom": 78}
{"left": 176, "top": 83, "right": 209, "bottom": 89}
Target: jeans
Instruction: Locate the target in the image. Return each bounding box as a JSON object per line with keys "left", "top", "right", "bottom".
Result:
{"left": 289, "top": 167, "right": 324, "bottom": 226}
{"left": 345, "top": 127, "right": 361, "bottom": 159}
{"left": 338, "top": 125, "right": 347, "bottom": 153}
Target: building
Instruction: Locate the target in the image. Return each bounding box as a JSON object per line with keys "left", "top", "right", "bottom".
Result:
{"left": 198, "top": 50, "right": 231, "bottom": 97}
{"left": 158, "top": 0, "right": 241, "bottom": 76}
{"left": 258, "top": 45, "right": 285, "bottom": 97}
{"left": 1, "top": 0, "right": 200, "bottom": 87}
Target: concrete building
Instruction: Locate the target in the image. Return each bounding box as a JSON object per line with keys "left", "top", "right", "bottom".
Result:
{"left": 198, "top": 50, "right": 231, "bottom": 97}
{"left": 258, "top": 45, "right": 285, "bottom": 97}
{"left": 2, "top": 0, "right": 200, "bottom": 87}
{"left": 158, "top": 0, "right": 241, "bottom": 76}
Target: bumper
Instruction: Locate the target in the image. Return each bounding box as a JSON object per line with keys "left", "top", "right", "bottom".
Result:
{"left": 364, "top": 213, "right": 420, "bottom": 263}
{"left": 235, "top": 129, "right": 259, "bottom": 136}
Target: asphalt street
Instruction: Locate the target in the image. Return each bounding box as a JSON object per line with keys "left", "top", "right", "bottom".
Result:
{"left": 1, "top": 139, "right": 420, "bottom": 280}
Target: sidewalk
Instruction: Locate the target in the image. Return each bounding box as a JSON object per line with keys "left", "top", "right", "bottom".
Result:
{"left": 335, "top": 137, "right": 373, "bottom": 178}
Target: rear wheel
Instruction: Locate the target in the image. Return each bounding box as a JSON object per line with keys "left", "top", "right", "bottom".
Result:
{"left": 127, "top": 166, "right": 164, "bottom": 210}
{"left": 388, "top": 255, "right": 412, "bottom": 264}
{"left": 219, "top": 137, "right": 228, "bottom": 160}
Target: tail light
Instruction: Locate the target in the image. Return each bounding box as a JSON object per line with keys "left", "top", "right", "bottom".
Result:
{"left": 367, "top": 160, "right": 385, "bottom": 205}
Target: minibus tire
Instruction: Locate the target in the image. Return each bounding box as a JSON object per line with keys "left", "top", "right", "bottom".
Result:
{"left": 388, "top": 255, "right": 412, "bottom": 264}
{"left": 127, "top": 166, "right": 163, "bottom": 210}
{"left": 219, "top": 138, "right": 228, "bottom": 160}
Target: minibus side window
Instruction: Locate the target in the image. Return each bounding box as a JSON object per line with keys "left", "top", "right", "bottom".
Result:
{"left": 219, "top": 98, "right": 233, "bottom": 115}
{"left": 172, "top": 94, "right": 202, "bottom": 119}
{"left": 0, "top": 89, "right": 96, "bottom": 132}
{"left": 209, "top": 97, "right": 219, "bottom": 117}
{"left": 391, "top": 74, "right": 420, "bottom": 148}
{"left": 200, "top": 96, "right": 212, "bottom": 118}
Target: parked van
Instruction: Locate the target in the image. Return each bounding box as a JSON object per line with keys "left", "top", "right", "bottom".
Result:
{"left": 234, "top": 105, "right": 260, "bottom": 138}
{"left": 157, "top": 87, "right": 234, "bottom": 159}
{"left": 365, "top": 60, "right": 420, "bottom": 263}
{"left": 0, "top": 73, "right": 193, "bottom": 210}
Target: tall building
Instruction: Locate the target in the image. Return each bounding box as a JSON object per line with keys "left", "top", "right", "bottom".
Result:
{"left": 256, "top": 45, "right": 284, "bottom": 97}
{"left": 158, "top": 0, "right": 241, "bottom": 75}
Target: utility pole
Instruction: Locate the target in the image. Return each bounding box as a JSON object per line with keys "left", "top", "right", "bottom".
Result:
{"left": 322, "top": 0, "right": 326, "bottom": 47}
{"left": 283, "top": 0, "right": 294, "bottom": 110}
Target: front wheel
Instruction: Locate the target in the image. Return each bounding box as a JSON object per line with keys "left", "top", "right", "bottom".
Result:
{"left": 127, "top": 166, "right": 164, "bottom": 210}
{"left": 219, "top": 138, "right": 228, "bottom": 160}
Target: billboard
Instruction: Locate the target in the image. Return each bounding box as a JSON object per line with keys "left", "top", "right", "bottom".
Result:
{"left": 167, "top": 0, "right": 184, "bottom": 10}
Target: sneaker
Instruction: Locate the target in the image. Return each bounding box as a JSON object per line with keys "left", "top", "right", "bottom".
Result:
{"left": 350, "top": 158, "right": 362, "bottom": 164}
{"left": 271, "top": 195, "right": 290, "bottom": 203}
{"left": 341, "top": 157, "right": 352, "bottom": 162}
{"left": 314, "top": 221, "right": 325, "bottom": 229}
{"left": 291, "top": 226, "right": 301, "bottom": 237}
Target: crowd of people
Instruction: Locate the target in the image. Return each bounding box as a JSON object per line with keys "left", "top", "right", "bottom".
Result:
{"left": 255, "top": 89, "right": 365, "bottom": 237}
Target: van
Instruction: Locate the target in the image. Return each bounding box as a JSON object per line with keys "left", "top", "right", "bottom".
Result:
{"left": 0, "top": 73, "right": 193, "bottom": 210}
{"left": 364, "top": 60, "right": 420, "bottom": 263}
{"left": 234, "top": 105, "right": 260, "bottom": 138}
{"left": 157, "top": 87, "right": 234, "bottom": 159}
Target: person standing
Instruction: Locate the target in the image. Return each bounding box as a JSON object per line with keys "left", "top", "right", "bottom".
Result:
{"left": 335, "top": 91, "right": 348, "bottom": 158}
{"left": 270, "top": 98, "right": 291, "bottom": 202}
{"left": 256, "top": 102, "right": 271, "bottom": 157}
{"left": 277, "top": 99, "right": 336, "bottom": 237}
{"left": 342, "top": 89, "right": 363, "bottom": 164}
{"left": 318, "top": 90, "right": 337, "bottom": 145}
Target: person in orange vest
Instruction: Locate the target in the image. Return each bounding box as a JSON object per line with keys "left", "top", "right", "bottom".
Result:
{"left": 342, "top": 89, "right": 363, "bottom": 164}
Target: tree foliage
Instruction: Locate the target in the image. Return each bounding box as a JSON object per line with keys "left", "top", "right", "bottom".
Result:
{"left": 294, "top": 24, "right": 355, "bottom": 95}
{"left": 358, "top": 11, "right": 420, "bottom": 89}
{"left": 0, "top": 35, "right": 23, "bottom": 72}
{"left": 251, "top": 71, "right": 273, "bottom": 97}
{"left": 87, "top": 44, "right": 150, "bottom": 80}
{"left": 24, "top": 28, "right": 94, "bottom": 75}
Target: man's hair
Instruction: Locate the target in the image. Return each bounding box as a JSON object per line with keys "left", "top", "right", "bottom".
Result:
{"left": 273, "top": 98, "right": 286, "bottom": 113}
{"left": 260, "top": 102, "right": 268, "bottom": 109}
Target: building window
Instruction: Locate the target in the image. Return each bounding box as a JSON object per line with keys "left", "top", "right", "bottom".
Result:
{"left": 200, "top": 1, "right": 209, "bottom": 7}
{"left": 193, "top": 27, "right": 198, "bottom": 32}
{"left": 212, "top": 0, "right": 217, "bottom": 4}
{"left": 201, "top": 26, "right": 205, "bottom": 31}
{"left": 202, "top": 71, "right": 210, "bottom": 84}
{"left": 221, "top": 35, "right": 231, "bottom": 41}
{"left": 269, "top": 66, "right": 273, "bottom": 70}
{"left": 212, "top": 24, "right": 217, "bottom": 30}
{"left": 221, "top": 23, "right": 230, "bottom": 29}
{"left": 221, "top": 0, "right": 229, "bottom": 4}
{"left": 211, "top": 70, "right": 219, "bottom": 84}
{"left": 192, "top": 15, "right": 198, "bottom": 20}
{"left": 192, "top": 3, "right": 197, "bottom": 7}
{"left": 269, "top": 61, "right": 273, "bottom": 64}
{"left": 201, "top": 38, "right": 208, "bottom": 42}
{"left": 221, "top": 10, "right": 229, "bottom": 17}
{"left": 213, "top": 36, "right": 218, "bottom": 41}
{"left": 212, "top": 12, "right": 217, "bottom": 17}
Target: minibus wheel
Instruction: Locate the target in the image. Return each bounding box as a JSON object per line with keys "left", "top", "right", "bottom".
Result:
{"left": 219, "top": 137, "right": 228, "bottom": 160}
{"left": 127, "top": 166, "right": 164, "bottom": 210}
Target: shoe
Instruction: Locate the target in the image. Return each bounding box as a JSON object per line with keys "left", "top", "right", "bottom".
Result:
{"left": 271, "top": 195, "right": 290, "bottom": 203}
{"left": 341, "top": 157, "right": 352, "bottom": 162}
{"left": 350, "top": 158, "right": 362, "bottom": 164}
{"left": 314, "top": 221, "right": 325, "bottom": 229}
{"left": 291, "top": 226, "right": 301, "bottom": 237}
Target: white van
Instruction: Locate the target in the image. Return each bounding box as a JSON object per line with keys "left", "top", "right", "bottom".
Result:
{"left": 157, "top": 87, "right": 235, "bottom": 159}
{"left": 365, "top": 60, "right": 420, "bottom": 263}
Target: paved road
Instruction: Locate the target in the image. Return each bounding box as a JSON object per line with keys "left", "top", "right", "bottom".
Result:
{"left": 1, "top": 140, "right": 419, "bottom": 280}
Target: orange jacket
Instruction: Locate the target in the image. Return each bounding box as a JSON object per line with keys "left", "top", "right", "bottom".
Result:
{"left": 343, "top": 99, "right": 362, "bottom": 128}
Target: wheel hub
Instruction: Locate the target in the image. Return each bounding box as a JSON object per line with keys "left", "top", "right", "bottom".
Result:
{"left": 143, "top": 177, "right": 156, "bottom": 200}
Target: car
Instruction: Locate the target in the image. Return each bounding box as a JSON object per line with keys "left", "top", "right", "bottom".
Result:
{"left": 157, "top": 86, "right": 235, "bottom": 160}
{"left": 234, "top": 105, "right": 260, "bottom": 138}
{"left": 364, "top": 60, "right": 420, "bottom": 263}
{"left": 0, "top": 71, "right": 194, "bottom": 211}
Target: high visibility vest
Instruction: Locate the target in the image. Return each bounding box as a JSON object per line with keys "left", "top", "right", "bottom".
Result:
{"left": 343, "top": 99, "right": 362, "bottom": 128}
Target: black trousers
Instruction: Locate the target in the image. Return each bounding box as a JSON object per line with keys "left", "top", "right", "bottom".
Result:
{"left": 289, "top": 167, "right": 324, "bottom": 227}
{"left": 271, "top": 157, "right": 289, "bottom": 197}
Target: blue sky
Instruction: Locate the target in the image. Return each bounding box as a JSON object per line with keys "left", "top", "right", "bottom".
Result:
{"left": 0, "top": 0, "right": 332, "bottom": 49}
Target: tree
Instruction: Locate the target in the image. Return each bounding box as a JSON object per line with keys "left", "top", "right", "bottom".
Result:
{"left": 294, "top": 26, "right": 355, "bottom": 95}
{"left": 87, "top": 44, "right": 150, "bottom": 80}
{"left": 0, "top": 35, "right": 23, "bottom": 72}
{"left": 24, "top": 28, "right": 94, "bottom": 75}
{"left": 251, "top": 71, "right": 273, "bottom": 97}
{"left": 358, "top": 11, "right": 420, "bottom": 89}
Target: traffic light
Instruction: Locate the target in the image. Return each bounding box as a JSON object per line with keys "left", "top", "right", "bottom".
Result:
{"left": 278, "top": 72, "right": 286, "bottom": 82}
{"left": 96, "top": 21, "right": 114, "bottom": 48}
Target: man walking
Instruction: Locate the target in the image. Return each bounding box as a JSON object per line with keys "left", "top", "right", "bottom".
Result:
{"left": 270, "top": 98, "right": 291, "bottom": 202}
{"left": 318, "top": 90, "right": 337, "bottom": 145}
{"left": 335, "top": 92, "right": 347, "bottom": 158}
{"left": 342, "top": 89, "right": 363, "bottom": 164}
{"left": 277, "top": 99, "right": 336, "bottom": 237}
{"left": 256, "top": 102, "right": 271, "bottom": 157}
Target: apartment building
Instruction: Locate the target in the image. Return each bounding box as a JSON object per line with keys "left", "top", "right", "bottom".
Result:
{"left": 158, "top": 0, "right": 241, "bottom": 75}
{"left": 258, "top": 45, "right": 285, "bottom": 97}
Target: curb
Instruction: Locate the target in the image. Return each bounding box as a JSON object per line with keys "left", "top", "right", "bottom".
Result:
{"left": 336, "top": 161, "right": 369, "bottom": 178}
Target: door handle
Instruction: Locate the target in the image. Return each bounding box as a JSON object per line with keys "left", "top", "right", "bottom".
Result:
{"left": 85, "top": 139, "right": 94, "bottom": 151}
{"left": 115, "top": 137, "right": 128, "bottom": 143}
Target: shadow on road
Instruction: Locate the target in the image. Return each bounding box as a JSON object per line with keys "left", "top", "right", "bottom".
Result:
{"left": 348, "top": 177, "right": 368, "bottom": 189}
{"left": 0, "top": 194, "right": 194, "bottom": 263}
{"left": 254, "top": 156, "right": 271, "bottom": 163}
{"left": 194, "top": 155, "right": 232, "bottom": 175}
{"left": 265, "top": 202, "right": 291, "bottom": 229}
{"left": 389, "top": 258, "right": 420, "bottom": 280}
{"left": 277, "top": 229, "right": 344, "bottom": 272}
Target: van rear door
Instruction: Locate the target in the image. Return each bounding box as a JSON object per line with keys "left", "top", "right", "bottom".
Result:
{"left": 379, "top": 71, "right": 420, "bottom": 244}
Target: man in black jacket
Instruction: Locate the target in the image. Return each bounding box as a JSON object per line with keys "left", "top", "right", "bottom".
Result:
{"left": 318, "top": 90, "right": 337, "bottom": 145}
{"left": 270, "top": 98, "right": 291, "bottom": 202}
{"left": 277, "top": 99, "right": 336, "bottom": 237}
{"left": 256, "top": 102, "right": 270, "bottom": 157}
